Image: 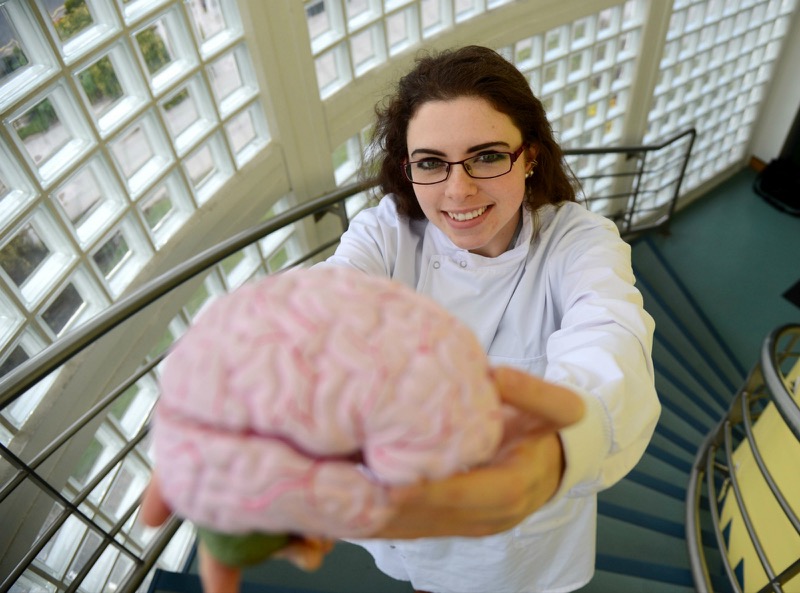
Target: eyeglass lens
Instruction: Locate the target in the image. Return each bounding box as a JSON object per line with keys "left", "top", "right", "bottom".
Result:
{"left": 406, "top": 152, "right": 514, "bottom": 184}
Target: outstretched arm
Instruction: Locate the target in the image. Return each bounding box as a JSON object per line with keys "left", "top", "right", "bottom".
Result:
{"left": 140, "top": 366, "right": 584, "bottom": 591}
{"left": 373, "top": 366, "right": 585, "bottom": 538}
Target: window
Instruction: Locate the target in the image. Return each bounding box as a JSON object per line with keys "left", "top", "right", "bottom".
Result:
{"left": 0, "top": 0, "right": 270, "bottom": 392}
{"left": 0, "top": 0, "right": 270, "bottom": 588}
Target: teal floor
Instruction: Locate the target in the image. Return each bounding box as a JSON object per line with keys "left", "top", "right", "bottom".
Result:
{"left": 647, "top": 166, "right": 800, "bottom": 369}
{"left": 195, "top": 165, "right": 800, "bottom": 593}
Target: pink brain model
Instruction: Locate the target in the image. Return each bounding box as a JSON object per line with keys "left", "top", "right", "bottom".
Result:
{"left": 153, "top": 266, "right": 503, "bottom": 539}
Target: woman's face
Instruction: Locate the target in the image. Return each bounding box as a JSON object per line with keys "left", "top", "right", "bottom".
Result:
{"left": 406, "top": 96, "right": 533, "bottom": 258}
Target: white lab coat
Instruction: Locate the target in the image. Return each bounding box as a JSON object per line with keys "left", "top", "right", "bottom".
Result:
{"left": 322, "top": 197, "right": 660, "bottom": 593}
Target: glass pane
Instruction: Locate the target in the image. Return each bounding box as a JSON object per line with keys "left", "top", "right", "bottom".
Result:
{"left": 386, "top": 10, "right": 411, "bottom": 54}
{"left": 93, "top": 231, "right": 129, "bottom": 277}
{"left": 12, "top": 98, "right": 70, "bottom": 165}
{"left": 105, "top": 553, "right": 134, "bottom": 593}
{"left": 314, "top": 50, "right": 337, "bottom": 90}
{"left": 139, "top": 185, "right": 173, "bottom": 231}
{"left": 185, "top": 280, "right": 210, "bottom": 317}
{"left": 184, "top": 144, "right": 214, "bottom": 188}
{"left": 136, "top": 22, "right": 174, "bottom": 76}
{"left": 1, "top": 224, "right": 50, "bottom": 287}
{"left": 421, "top": 0, "right": 444, "bottom": 34}
{"left": 111, "top": 123, "right": 153, "bottom": 179}
{"left": 187, "top": 0, "right": 226, "bottom": 41}
{"left": 0, "top": 345, "right": 27, "bottom": 377}
{"left": 78, "top": 56, "right": 124, "bottom": 118}
{"left": 207, "top": 52, "right": 242, "bottom": 104}
{"left": 346, "top": 0, "right": 369, "bottom": 22}
{"left": 305, "top": 0, "right": 332, "bottom": 43}
{"left": 55, "top": 166, "right": 103, "bottom": 228}
{"left": 42, "top": 282, "right": 83, "bottom": 334}
{"left": 350, "top": 27, "right": 377, "bottom": 74}
{"left": 225, "top": 108, "right": 256, "bottom": 154}
{"left": 14, "top": 571, "right": 58, "bottom": 592}
{"left": 109, "top": 383, "right": 155, "bottom": 437}
{"left": 162, "top": 88, "right": 198, "bottom": 140}
{"left": 268, "top": 246, "right": 289, "bottom": 272}
{"left": 66, "top": 529, "right": 102, "bottom": 583}
{"left": 80, "top": 545, "right": 117, "bottom": 593}
{"left": 0, "top": 6, "right": 30, "bottom": 83}
{"left": 48, "top": 0, "right": 95, "bottom": 43}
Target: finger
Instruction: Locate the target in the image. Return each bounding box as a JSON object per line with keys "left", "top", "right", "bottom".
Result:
{"left": 199, "top": 541, "right": 242, "bottom": 593}
{"left": 492, "top": 366, "right": 585, "bottom": 427}
{"left": 140, "top": 473, "right": 172, "bottom": 527}
{"left": 274, "top": 537, "right": 335, "bottom": 572}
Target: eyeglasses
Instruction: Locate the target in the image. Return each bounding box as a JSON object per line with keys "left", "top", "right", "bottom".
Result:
{"left": 403, "top": 144, "right": 527, "bottom": 185}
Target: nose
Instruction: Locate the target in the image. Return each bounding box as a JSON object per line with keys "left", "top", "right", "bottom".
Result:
{"left": 443, "top": 163, "right": 477, "bottom": 201}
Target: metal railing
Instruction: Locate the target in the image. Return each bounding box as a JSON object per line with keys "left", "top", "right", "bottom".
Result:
{"left": 687, "top": 324, "right": 800, "bottom": 593}
{"left": 0, "top": 131, "right": 695, "bottom": 593}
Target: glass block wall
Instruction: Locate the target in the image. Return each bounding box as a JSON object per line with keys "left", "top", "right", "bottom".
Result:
{"left": 0, "top": 0, "right": 797, "bottom": 590}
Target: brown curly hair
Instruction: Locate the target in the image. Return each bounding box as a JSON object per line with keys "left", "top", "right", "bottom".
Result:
{"left": 365, "top": 45, "right": 578, "bottom": 219}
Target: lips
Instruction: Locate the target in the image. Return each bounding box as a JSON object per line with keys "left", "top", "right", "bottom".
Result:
{"left": 446, "top": 205, "right": 489, "bottom": 221}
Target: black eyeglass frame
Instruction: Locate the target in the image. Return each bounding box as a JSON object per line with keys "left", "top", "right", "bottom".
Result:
{"left": 403, "top": 144, "right": 528, "bottom": 185}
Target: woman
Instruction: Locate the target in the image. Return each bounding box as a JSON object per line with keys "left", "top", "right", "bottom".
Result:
{"left": 144, "top": 45, "right": 659, "bottom": 593}
{"left": 319, "top": 45, "right": 660, "bottom": 592}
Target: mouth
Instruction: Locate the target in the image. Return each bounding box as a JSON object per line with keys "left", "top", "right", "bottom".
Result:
{"left": 446, "top": 206, "right": 489, "bottom": 222}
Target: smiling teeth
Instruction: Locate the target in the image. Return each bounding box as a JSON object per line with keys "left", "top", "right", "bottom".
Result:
{"left": 447, "top": 206, "right": 487, "bottom": 221}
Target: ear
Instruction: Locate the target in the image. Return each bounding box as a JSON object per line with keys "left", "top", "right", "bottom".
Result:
{"left": 525, "top": 145, "right": 539, "bottom": 172}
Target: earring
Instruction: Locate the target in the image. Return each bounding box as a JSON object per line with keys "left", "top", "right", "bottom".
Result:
{"left": 525, "top": 159, "right": 538, "bottom": 179}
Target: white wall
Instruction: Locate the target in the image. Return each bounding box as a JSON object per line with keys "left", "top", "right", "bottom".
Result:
{"left": 750, "top": 8, "right": 800, "bottom": 163}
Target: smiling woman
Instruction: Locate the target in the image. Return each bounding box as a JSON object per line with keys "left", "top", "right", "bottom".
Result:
{"left": 142, "top": 45, "right": 659, "bottom": 593}
{"left": 316, "top": 45, "right": 660, "bottom": 593}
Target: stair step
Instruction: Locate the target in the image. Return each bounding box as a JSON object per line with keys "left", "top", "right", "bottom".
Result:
{"left": 577, "top": 566, "right": 695, "bottom": 593}
{"left": 646, "top": 441, "right": 693, "bottom": 474}
{"left": 599, "top": 477, "right": 685, "bottom": 526}
{"left": 596, "top": 514, "right": 690, "bottom": 573}
{"left": 649, "top": 317, "right": 739, "bottom": 406}
{"left": 631, "top": 238, "right": 746, "bottom": 384}
{"left": 653, "top": 340, "right": 732, "bottom": 414}
{"left": 655, "top": 375, "right": 718, "bottom": 435}
{"left": 653, "top": 420, "right": 704, "bottom": 458}
{"left": 630, "top": 451, "right": 689, "bottom": 497}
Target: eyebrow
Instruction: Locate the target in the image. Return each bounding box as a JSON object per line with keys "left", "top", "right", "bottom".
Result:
{"left": 409, "top": 141, "right": 512, "bottom": 158}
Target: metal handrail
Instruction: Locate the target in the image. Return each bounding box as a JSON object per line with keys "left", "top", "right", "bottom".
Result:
{"left": 686, "top": 324, "right": 800, "bottom": 593}
{"left": 0, "top": 131, "right": 697, "bottom": 592}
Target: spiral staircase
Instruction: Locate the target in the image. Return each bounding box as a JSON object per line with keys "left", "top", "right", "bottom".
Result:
{"left": 3, "top": 150, "right": 798, "bottom": 592}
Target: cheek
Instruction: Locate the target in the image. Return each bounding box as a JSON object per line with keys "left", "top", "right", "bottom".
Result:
{"left": 413, "top": 188, "right": 439, "bottom": 212}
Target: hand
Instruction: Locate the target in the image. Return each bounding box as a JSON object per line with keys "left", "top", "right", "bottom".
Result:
{"left": 372, "top": 366, "right": 585, "bottom": 539}
{"left": 140, "top": 475, "right": 334, "bottom": 593}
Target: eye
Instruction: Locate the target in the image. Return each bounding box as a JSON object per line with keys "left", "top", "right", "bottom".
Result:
{"left": 413, "top": 159, "right": 446, "bottom": 171}
{"left": 473, "top": 152, "right": 508, "bottom": 164}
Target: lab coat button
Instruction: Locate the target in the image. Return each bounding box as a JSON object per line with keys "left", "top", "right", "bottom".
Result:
{"left": 459, "top": 260, "right": 467, "bottom": 268}
{"left": 433, "top": 261, "right": 440, "bottom": 269}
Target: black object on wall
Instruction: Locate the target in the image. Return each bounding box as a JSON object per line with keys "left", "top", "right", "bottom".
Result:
{"left": 754, "top": 102, "right": 800, "bottom": 217}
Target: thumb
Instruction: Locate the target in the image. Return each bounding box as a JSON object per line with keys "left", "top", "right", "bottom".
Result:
{"left": 140, "top": 472, "right": 172, "bottom": 527}
{"left": 491, "top": 366, "right": 585, "bottom": 429}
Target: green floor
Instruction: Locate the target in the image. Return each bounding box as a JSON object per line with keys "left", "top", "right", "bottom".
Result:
{"left": 647, "top": 166, "right": 800, "bottom": 369}
{"left": 198, "top": 165, "right": 800, "bottom": 593}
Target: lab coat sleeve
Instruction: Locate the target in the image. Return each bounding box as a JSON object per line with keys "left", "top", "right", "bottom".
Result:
{"left": 320, "top": 198, "right": 400, "bottom": 277}
{"left": 544, "top": 212, "right": 660, "bottom": 499}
